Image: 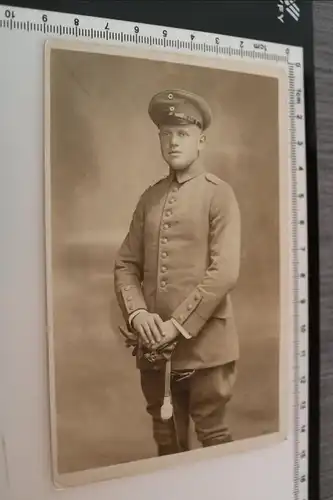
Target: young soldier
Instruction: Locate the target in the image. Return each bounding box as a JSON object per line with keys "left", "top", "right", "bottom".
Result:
{"left": 114, "top": 89, "right": 241, "bottom": 456}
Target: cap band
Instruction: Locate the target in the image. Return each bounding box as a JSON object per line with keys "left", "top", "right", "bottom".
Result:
{"left": 159, "top": 111, "right": 202, "bottom": 128}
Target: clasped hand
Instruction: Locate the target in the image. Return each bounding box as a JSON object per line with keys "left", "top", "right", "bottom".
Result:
{"left": 132, "top": 310, "right": 179, "bottom": 349}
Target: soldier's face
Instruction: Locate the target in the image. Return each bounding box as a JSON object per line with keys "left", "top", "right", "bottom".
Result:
{"left": 158, "top": 124, "right": 205, "bottom": 170}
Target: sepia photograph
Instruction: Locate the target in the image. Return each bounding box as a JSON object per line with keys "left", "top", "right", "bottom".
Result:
{"left": 44, "top": 40, "right": 292, "bottom": 486}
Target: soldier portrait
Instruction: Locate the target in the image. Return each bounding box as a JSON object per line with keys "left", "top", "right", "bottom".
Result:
{"left": 44, "top": 40, "right": 291, "bottom": 486}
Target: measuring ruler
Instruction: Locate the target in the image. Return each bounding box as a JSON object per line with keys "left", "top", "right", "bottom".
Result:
{"left": 0, "top": 4, "right": 309, "bottom": 499}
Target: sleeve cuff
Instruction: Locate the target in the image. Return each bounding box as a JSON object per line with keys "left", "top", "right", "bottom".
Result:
{"left": 120, "top": 285, "right": 147, "bottom": 316}
{"left": 178, "top": 311, "right": 207, "bottom": 338}
{"left": 171, "top": 289, "right": 207, "bottom": 337}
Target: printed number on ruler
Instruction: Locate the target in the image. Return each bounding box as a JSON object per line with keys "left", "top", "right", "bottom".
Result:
{"left": 1, "top": 4, "right": 289, "bottom": 61}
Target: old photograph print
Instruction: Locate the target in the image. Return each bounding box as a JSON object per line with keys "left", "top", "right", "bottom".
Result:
{"left": 44, "top": 40, "right": 291, "bottom": 485}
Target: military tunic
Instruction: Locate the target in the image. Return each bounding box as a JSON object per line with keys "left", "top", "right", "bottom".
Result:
{"left": 114, "top": 164, "right": 241, "bottom": 371}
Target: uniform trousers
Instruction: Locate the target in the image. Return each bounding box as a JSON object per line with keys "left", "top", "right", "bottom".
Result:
{"left": 140, "top": 361, "right": 237, "bottom": 455}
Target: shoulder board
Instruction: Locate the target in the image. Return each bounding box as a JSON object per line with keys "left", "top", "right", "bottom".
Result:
{"left": 205, "top": 173, "right": 221, "bottom": 185}
{"left": 148, "top": 175, "right": 169, "bottom": 189}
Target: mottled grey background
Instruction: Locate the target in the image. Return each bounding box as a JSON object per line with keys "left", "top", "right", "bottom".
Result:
{"left": 49, "top": 48, "right": 281, "bottom": 474}
{"left": 314, "top": 3, "right": 333, "bottom": 500}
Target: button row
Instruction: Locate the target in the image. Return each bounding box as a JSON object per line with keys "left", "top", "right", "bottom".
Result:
{"left": 175, "top": 293, "right": 201, "bottom": 322}
{"left": 158, "top": 184, "right": 178, "bottom": 290}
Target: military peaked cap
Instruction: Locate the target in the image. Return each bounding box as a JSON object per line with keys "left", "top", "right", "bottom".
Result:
{"left": 148, "top": 89, "right": 212, "bottom": 130}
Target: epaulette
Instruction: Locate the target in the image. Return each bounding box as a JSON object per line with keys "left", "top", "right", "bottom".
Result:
{"left": 148, "top": 175, "right": 169, "bottom": 188}
{"left": 205, "top": 173, "right": 221, "bottom": 185}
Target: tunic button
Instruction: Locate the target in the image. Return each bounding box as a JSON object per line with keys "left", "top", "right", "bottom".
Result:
{"left": 161, "top": 251, "right": 168, "bottom": 258}
{"left": 169, "top": 198, "right": 176, "bottom": 204}
{"left": 128, "top": 304, "right": 134, "bottom": 311}
{"left": 126, "top": 296, "right": 132, "bottom": 301}
{"left": 161, "top": 280, "right": 167, "bottom": 288}
{"left": 161, "top": 237, "right": 168, "bottom": 244}
{"left": 172, "top": 187, "right": 178, "bottom": 193}
{"left": 178, "top": 314, "right": 184, "bottom": 322}
{"left": 163, "top": 223, "right": 170, "bottom": 230}
{"left": 194, "top": 293, "right": 200, "bottom": 301}
{"left": 124, "top": 286, "right": 130, "bottom": 291}
{"left": 165, "top": 210, "right": 172, "bottom": 217}
{"left": 187, "top": 304, "right": 193, "bottom": 310}
{"left": 161, "top": 266, "right": 167, "bottom": 273}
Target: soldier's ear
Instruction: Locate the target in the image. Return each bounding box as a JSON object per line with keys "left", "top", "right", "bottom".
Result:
{"left": 199, "top": 133, "right": 206, "bottom": 149}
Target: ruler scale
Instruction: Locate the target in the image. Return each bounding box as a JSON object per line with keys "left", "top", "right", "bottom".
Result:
{"left": 0, "top": 5, "right": 309, "bottom": 499}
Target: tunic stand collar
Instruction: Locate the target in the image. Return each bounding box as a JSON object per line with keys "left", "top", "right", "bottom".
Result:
{"left": 169, "top": 160, "right": 205, "bottom": 185}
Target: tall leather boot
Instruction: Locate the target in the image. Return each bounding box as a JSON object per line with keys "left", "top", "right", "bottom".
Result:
{"left": 158, "top": 443, "right": 180, "bottom": 456}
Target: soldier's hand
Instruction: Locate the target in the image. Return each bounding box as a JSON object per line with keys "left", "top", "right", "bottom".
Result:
{"left": 132, "top": 311, "right": 165, "bottom": 346}
{"left": 154, "top": 320, "right": 179, "bottom": 350}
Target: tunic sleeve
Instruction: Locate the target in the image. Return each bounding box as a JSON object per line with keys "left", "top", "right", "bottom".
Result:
{"left": 170, "top": 182, "right": 241, "bottom": 338}
{"left": 113, "top": 193, "right": 148, "bottom": 322}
